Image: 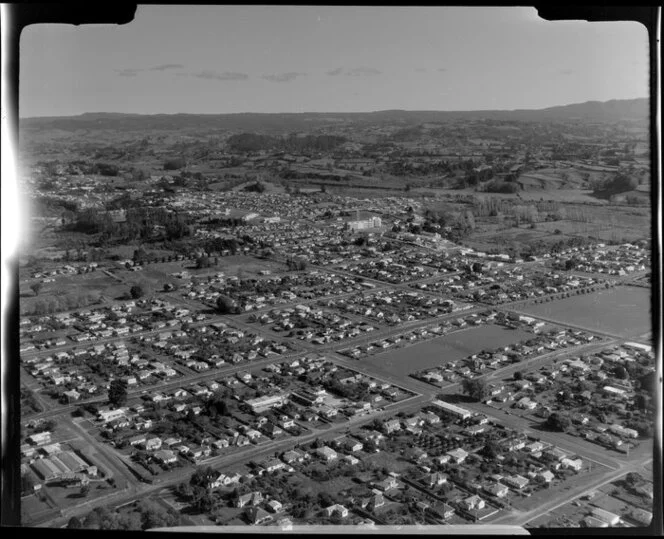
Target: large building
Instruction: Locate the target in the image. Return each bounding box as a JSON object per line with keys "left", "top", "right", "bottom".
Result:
{"left": 431, "top": 400, "right": 472, "bottom": 420}
{"left": 347, "top": 215, "right": 382, "bottom": 231}
{"left": 245, "top": 393, "right": 288, "bottom": 414}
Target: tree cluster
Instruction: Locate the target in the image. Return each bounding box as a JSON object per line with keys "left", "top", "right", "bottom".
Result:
{"left": 483, "top": 180, "right": 520, "bottom": 194}
{"left": 460, "top": 379, "right": 489, "bottom": 402}
{"left": 73, "top": 500, "right": 180, "bottom": 530}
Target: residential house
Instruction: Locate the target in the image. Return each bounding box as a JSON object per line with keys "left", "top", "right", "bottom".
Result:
{"left": 212, "top": 438, "right": 229, "bottom": 450}
{"left": 446, "top": 448, "right": 468, "bottom": 464}
{"left": 344, "top": 454, "right": 360, "bottom": 466}
{"left": 277, "top": 415, "right": 295, "bottom": 429}
{"left": 375, "top": 476, "right": 399, "bottom": 492}
{"left": 62, "top": 389, "right": 81, "bottom": 403}
{"left": 324, "top": 504, "right": 349, "bottom": 518}
{"left": 428, "top": 502, "right": 455, "bottom": 521}
{"left": 525, "top": 441, "right": 545, "bottom": 453}
{"left": 266, "top": 499, "right": 283, "bottom": 513}
{"left": 503, "top": 475, "right": 529, "bottom": 490}
{"left": 344, "top": 439, "right": 363, "bottom": 453}
{"left": 367, "top": 493, "right": 385, "bottom": 511}
{"left": 484, "top": 483, "right": 509, "bottom": 498}
{"left": 127, "top": 434, "right": 147, "bottom": 446}
{"left": 144, "top": 437, "right": 162, "bottom": 451}
{"left": 282, "top": 449, "right": 306, "bottom": 465}
{"left": 382, "top": 419, "right": 401, "bottom": 435}
{"left": 459, "top": 495, "right": 485, "bottom": 512}
{"left": 561, "top": 458, "right": 583, "bottom": 472}
{"left": 260, "top": 459, "right": 286, "bottom": 474}
{"left": 235, "top": 491, "right": 264, "bottom": 508}
{"left": 209, "top": 472, "right": 241, "bottom": 489}
{"left": 423, "top": 472, "right": 448, "bottom": 489}
{"left": 153, "top": 450, "right": 177, "bottom": 464}
{"left": 261, "top": 422, "right": 284, "bottom": 438}
{"left": 246, "top": 506, "right": 272, "bottom": 525}
{"left": 537, "top": 470, "right": 555, "bottom": 484}
{"left": 315, "top": 446, "right": 338, "bottom": 462}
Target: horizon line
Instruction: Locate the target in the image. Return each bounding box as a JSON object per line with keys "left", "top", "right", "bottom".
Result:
{"left": 19, "top": 96, "right": 649, "bottom": 121}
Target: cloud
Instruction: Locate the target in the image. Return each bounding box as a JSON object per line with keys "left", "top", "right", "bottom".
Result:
{"left": 262, "top": 72, "right": 307, "bottom": 83}
{"left": 326, "top": 67, "right": 382, "bottom": 77}
{"left": 345, "top": 67, "right": 382, "bottom": 77}
{"left": 149, "top": 63, "right": 185, "bottom": 71}
{"left": 559, "top": 69, "right": 575, "bottom": 76}
{"left": 190, "top": 70, "right": 249, "bottom": 81}
{"left": 437, "top": 68, "right": 447, "bottom": 72}
{"left": 115, "top": 64, "right": 185, "bottom": 76}
{"left": 415, "top": 68, "right": 427, "bottom": 72}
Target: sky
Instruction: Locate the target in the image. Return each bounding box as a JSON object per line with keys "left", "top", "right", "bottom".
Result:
{"left": 19, "top": 5, "right": 650, "bottom": 117}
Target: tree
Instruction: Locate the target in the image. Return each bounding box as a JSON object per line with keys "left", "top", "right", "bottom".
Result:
{"left": 513, "top": 371, "right": 524, "bottom": 381}
{"left": 545, "top": 412, "right": 571, "bottom": 432}
{"left": 80, "top": 483, "right": 91, "bottom": 497}
{"left": 133, "top": 247, "right": 149, "bottom": 263}
{"left": 613, "top": 366, "right": 628, "bottom": 380}
{"left": 30, "top": 282, "right": 43, "bottom": 296}
{"left": 216, "top": 295, "right": 239, "bottom": 314}
{"left": 634, "top": 394, "right": 649, "bottom": 411}
{"left": 564, "top": 259, "right": 578, "bottom": 271}
{"left": 67, "top": 516, "right": 83, "bottom": 529}
{"left": 176, "top": 481, "right": 194, "bottom": 500}
{"left": 108, "top": 379, "right": 128, "bottom": 407}
{"left": 460, "top": 379, "right": 489, "bottom": 402}
{"left": 196, "top": 256, "right": 212, "bottom": 269}
{"left": 20, "top": 473, "right": 35, "bottom": 494}
{"left": 130, "top": 284, "right": 144, "bottom": 299}
{"left": 163, "top": 158, "right": 186, "bottom": 171}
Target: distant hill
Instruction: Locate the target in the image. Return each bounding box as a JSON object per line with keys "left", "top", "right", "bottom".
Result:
{"left": 20, "top": 98, "right": 648, "bottom": 132}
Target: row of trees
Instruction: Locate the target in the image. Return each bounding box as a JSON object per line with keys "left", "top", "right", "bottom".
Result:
{"left": 286, "top": 257, "right": 308, "bottom": 271}
{"left": 482, "top": 180, "right": 520, "bottom": 194}
{"left": 24, "top": 292, "right": 102, "bottom": 316}
{"left": 68, "top": 500, "right": 180, "bottom": 530}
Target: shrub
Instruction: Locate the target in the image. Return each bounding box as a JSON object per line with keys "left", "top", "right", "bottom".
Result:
{"left": 484, "top": 180, "right": 520, "bottom": 194}
{"left": 163, "top": 158, "right": 186, "bottom": 171}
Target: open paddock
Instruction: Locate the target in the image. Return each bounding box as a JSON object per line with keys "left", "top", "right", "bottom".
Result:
{"left": 362, "top": 325, "right": 533, "bottom": 379}
{"left": 519, "top": 285, "right": 652, "bottom": 339}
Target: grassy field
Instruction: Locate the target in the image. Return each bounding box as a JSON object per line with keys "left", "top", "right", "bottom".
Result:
{"left": 19, "top": 272, "right": 125, "bottom": 314}
{"left": 362, "top": 325, "right": 533, "bottom": 379}
{"left": 113, "top": 255, "right": 290, "bottom": 291}
{"left": 520, "top": 285, "right": 652, "bottom": 340}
